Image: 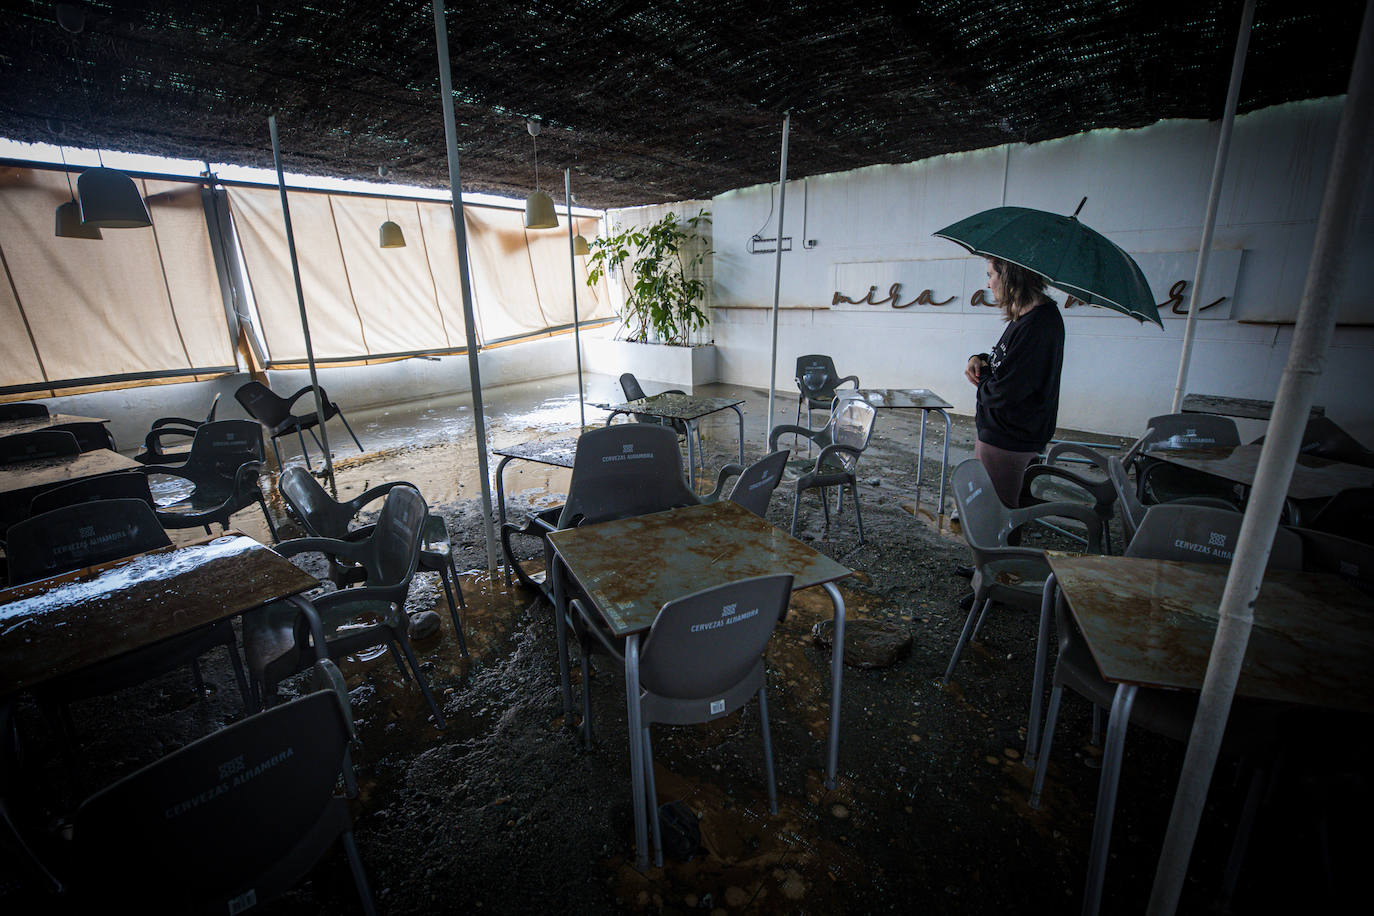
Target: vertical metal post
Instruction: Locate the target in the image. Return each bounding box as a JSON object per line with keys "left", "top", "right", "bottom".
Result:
{"left": 268, "top": 114, "right": 335, "bottom": 492}
{"left": 1149, "top": 3, "right": 1374, "bottom": 911}
{"left": 1170, "top": 0, "right": 1257, "bottom": 413}
{"left": 432, "top": 0, "right": 500, "bottom": 576}
{"left": 565, "top": 168, "right": 586, "bottom": 429}
{"left": 764, "top": 111, "right": 791, "bottom": 452}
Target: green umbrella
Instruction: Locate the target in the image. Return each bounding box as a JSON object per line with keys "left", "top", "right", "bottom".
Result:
{"left": 934, "top": 198, "right": 1162, "bottom": 327}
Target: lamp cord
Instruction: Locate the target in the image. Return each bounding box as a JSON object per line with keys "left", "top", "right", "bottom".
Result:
{"left": 533, "top": 132, "right": 541, "bottom": 192}
{"left": 58, "top": 144, "right": 76, "bottom": 199}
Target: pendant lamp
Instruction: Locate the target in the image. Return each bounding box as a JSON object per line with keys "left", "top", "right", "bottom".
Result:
{"left": 572, "top": 234, "right": 591, "bottom": 256}
{"left": 379, "top": 193, "right": 406, "bottom": 248}
{"left": 523, "top": 120, "right": 558, "bottom": 229}
{"left": 77, "top": 166, "right": 152, "bottom": 228}
{"left": 54, "top": 148, "right": 101, "bottom": 239}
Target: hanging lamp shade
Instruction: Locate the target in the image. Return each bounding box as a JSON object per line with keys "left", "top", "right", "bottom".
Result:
{"left": 77, "top": 167, "right": 151, "bottom": 228}
{"left": 524, "top": 190, "right": 558, "bottom": 229}
{"left": 572, "top": 233, "right": 591, "bottom": 256}
{"left": 55, "top": 200, "right": 102, "bottom": 239}
{"left": 379, "top": 220, "right": 406, "bottom": 248}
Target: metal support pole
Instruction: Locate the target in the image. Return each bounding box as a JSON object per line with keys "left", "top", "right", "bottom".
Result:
{"left": 764, "top": 111, "right": 791, "bottom": 452}
{"left": 1149, "top": 4, "right": 1374, "bottom": 911}
{"left": 565, "top": 168, "right": 586, "bottom": 429}
{"left": 432, "top": 0, "right": 499, "bottom": 576}
{"left": 268, "top": 114, "right": 335, "bottom": 492}
{"left": 1170, "top": 0, "right": 1256, "bottom": 413}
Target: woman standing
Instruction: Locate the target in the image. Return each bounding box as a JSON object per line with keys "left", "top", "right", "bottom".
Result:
{"left": 964, "top": 257, "right": 1065, "bottom": 507}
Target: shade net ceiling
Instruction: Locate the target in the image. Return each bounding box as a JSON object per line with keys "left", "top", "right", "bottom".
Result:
{"left": 0, "top": 1, "right": 1362, "bottom": 209}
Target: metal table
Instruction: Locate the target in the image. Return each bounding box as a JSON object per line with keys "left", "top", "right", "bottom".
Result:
{"left": 1033, "top": 553, "right": 1374, "bottom": 915}
{"left": 0, "top": 413, "right": 111, "bottom": 438}
{"left": 1181, "top": 393, "right": 1324, "bottom": 421}
{"left": 0, "top": 533, "right": 318, "bottom": 696}
{"left": 1149, "top": 443, "right": 1372, "bottom": 503}
{"left": 857, "top": 388, "right": 953, "bottom": 515}
{"left": 595, "top": 393, "right": 745, "bottom": 488}
{"left": 0, "top": 448, "right": 141, "bottom": 531}
{"left": 492, "top": 434, "right": 580, "bottom": 591}
{"left": 548, "top": 500, "right": 852, "bottom": 871}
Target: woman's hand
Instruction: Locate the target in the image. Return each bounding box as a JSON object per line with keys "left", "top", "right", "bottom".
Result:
{"left": 965, "top": 355, "right": 988, "bottom": 386}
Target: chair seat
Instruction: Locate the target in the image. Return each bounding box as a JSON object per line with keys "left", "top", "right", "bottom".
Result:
{"left": 972, "top": 555, "right": 1051, "bottom": 606}
{"left": 244, "top": 596, "right": 399, "bottom": 689}
{"left": 155, "top": 479, "right": 236, "bottom": 513}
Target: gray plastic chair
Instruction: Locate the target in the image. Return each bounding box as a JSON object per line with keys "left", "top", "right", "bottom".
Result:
{"left": 701, "top": 448, "right": 790, "bottom": 518}
{"left": 794, "top": 354, "right": 859, "bottom": 429}
{"left": 1136, "top": 412, "right": 1243, "bottom": 506}
{"left": 46, "top": 421, "right": 116, "bottom": 453}
{"left": 0, "top": 430, "right": 79, "bottom": 465}
{"left": 942, "top": 458, "right": 1103, "bottom": 687}
{"left": 71, "top": 686, "right": 376, "bottom": 915}
{"left": 243, "top": 485, "right": 447, "bottom": 727}
{"left": 570, "top": 574, "right": 793, "bottom": 868}
{"left": 0, "top": 402, "right": 48, "bottom": 421}
{"left": 279, "top": 466, "right": 468, "bottom": 656}
{"left": 769, "top": 392, "right": 877, "bottom": 543}
{"left": 1019, "top": 434, "right": 1152, "bottom": 553}
{"left": 138, "top": 419, "right": 277, "bottom": 539}
{"left": 618, "top": 372, "right": 703, "bottom": 477}
{"left": 1307, "top": 487, "right": 1374, "bottom": 545}
{"left": 1108, "top": 430, "right": 1239, "bottom": 547}
{"left": 28, "top": 471, "right": 156, "bottom": 517}
{"left": 1294, "top": 527, "right": 1374, "bottom": 594}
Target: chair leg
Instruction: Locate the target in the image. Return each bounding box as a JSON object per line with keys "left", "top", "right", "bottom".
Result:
{"left": 1083, "top": 685, "right": 1138, "bottom": 916}
{"left": 340, "top": 828, "right": 379, "bottom": 916}
{"left": 851, "top": 482, "right": 865, "bottom": 545}
{"left": 190, "top": 658, "right": 206, "bottom": 693}
{"left": 449, "top": 555, "right": 467, "bottom": 610}
{"left": 643, "top": 725, "right": 663, "bottom": 869}
{"left": 438, "top": 567, "right": 468, "bottom": 657}
{"left": 970, "top": 599, "right": 992, "bottom": 642}
{"left": 941, "top": 595, "right": 989, "bottom": 686}
{"left": 1029, "top": 685, "right": 1063, "bottom": 809}
{"left": 336, "top": 409, "right": 365, "bottom": 453}
{"left": 341, "top": 747, "right": 359, "bottom": 799}
{"left": 820, "top": 486, "right": 831, "bottom": 533}
{"left": 296, "top": 427, "right": 313, "bottom": 471}
{"left": 386, "top": 643, "right": 412, "bottom": 683}
{"left": 256, "top": 494, "right": 278, "bottom": 542}
{"left": 224, "top": 643, "right": 253, "bottom": 714}
{"left": 1221, "top": 764, "right": 1269, "bottom": 908}
{"left": 758, "top": 686, "right": 778, "bottom": 815}
{"left": 270, "top": 437, "right": 285, "bottom": 471}
{"left": 579, "top": 635, "right": 595, "bottom": 750}
{"left": 1090, "top": 704, "right": 1105, "bottom": 747}
{"left": 790, "top": 488, "right": 801, "bottom": 536}
{"left": 393, "top": 629, "right": 446, "bottom": 729}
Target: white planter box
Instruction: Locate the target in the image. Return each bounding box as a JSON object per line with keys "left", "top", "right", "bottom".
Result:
{"left": 580, "top": 337, "right": 718, "bottom": 389}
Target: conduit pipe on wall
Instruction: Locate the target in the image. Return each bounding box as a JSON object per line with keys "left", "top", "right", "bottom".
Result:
{"left": 1148, "top": 2, "right": 1374, "bottom": 912}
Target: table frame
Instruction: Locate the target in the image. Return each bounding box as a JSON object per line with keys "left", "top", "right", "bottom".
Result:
{"left": 598, "top": 393, "right": 745, "bottom": 489}
{"left": 492, "top": 435, "right": 580, "bottom": 592}
{"left": 857, "top": 388, "right": 952, "bottom": 515}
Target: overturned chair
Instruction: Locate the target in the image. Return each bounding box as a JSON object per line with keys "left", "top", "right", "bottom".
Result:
{"left": 235, "top": 380, "right": 364, "bottom": 471}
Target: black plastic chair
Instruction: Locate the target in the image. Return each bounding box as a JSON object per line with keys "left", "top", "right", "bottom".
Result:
{"left": 618, "top": 372, "right": 703, "bottom": 477}
{"left": 0, "top": 402, "right": 48, "bottom": 421}
{"left": 135, "top": 392, "right": 220, "bottom": 465}
{"left": 794, "top": 354, "right": 858, "bottom": 430}
{"left": 279, "top": 466, "right": 468, "bottom": 656}
{"left": 235, "top": 381, "right": 364, "bottom": 471}
{"left": 1107, "top": 431, "right": 1239, "bottom": 547}
{"left": 1293, "top": 527, "right": 1374, "bottom": 594}
{"left": 1306, "top": 487, "right": 1374, "bottom": 545}
{"left": 138, "top": 419, "right": 277, "bottom": 539}
{"left": 0, "top": 430, "right": 79, "bottom": 465}
{"left": 243, "top": 485, "right": 446, "bottom": 726}
{"left": 701, "top": 448, "right": 790, "bottom": 518}
{"left": 28, "top": 471, "right": 157, "bottom": 517}
{"left": 46, "top": 421, "right": 116, "bottom": 453}
{"left": 1018, "top": 435, "right": 1153, "bottom": 554}
{"left": 6, "top": 499, "right": 253, "bottom": 736}
{"left": 569, "top": 574, "right": 793, "bottom": 868}
{"left": 1136, "top": 413, "right": 1243, "bottom": 506}
{"left": 1254, "top": 415, "right": 1374, "bottom": 470}
{"left": 769, "top": 392, "right": 877, "bottom": 543}
{"left": 942, "top": 458, "right": 1103, "bottom": 687}
{"left": 70, "top": 686, "right": 376, "bottom": 915}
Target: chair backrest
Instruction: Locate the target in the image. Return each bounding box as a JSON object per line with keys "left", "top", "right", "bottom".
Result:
{"left": 1143, "top": 413, "right": 1241, "bottom": 451}
{"left": 279, "top": 465, "right": 356, "bottom": 539}
{"left": 367, "top": 484, "right": 428, "bottom": 587}
{"left": 0, "top": 430, "right": 79, "bottom": 465}
{"left": 952, "top": 459, "right": 1014, "bottom": 554}
{"left": 48, "top": 421, "right": 116, "bottom": 453}
{"left": 1107, "top": 454, "right": 1147, "bottom": 543}
{"left": 73, "top": 688, "right": 354, "bottom": 911}
{"left": 0, "top": 402, "right": 48, "bottom": 420}
{"left": 727, "top": 449, "right": 790, "bottom": 517}
{"left": 557, "top": 425, "right": 698, "bottom": 529}
{"left": 619, "top": 372, "right": 648, "bottom": 401}
{"left": 795, "top": 354, "right": 843, "bottom": 402}
{"left": 1293, "top": 528, "right": 1374, "bottom": 591}
{"left": 639, "top": 574, "right": 793, "bottom": 702}
{"left": 1252, "top": 416, "right": 1374, "bottom": 469}
{"left": 234, "top": 380, "right": 292, "bottom": 427}
{"left": 181, "top": 419, "right": 265, "bottom": 479}
{"left": 1308, "top": 487, "right": 1374, "bottom": 543}
{"left": 830, "top": 393, "right": 877, "bottom": 455}
{"left": 29, "top": 472, "right": 156, "bottom": 517}
{"left": 1125, "top": 503, "right": 1303, "bottom": 570}
{"left": 6, "top": 498, "right": 171, "bottom": 584}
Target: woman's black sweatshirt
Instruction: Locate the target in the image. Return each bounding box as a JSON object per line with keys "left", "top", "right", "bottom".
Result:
{"left": 972, "top": 302, "right": 1065, "bottom": 452}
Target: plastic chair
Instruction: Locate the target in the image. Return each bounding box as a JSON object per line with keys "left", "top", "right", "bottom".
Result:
{"left": 235, "top": 380, "right": 364, "bottom": 471}
{"left": 569, "top": 574, "right": 793, "bottom": 868}
{"left": 279, "top": 466, "right": 468, "bottom": 655}
{"left": 1306, "top": 487, "right": 1374, "bottom": 545}
{"left": 138, "top": 419, "right": 277, "bottom": 539}
{"left": 135, "top": 392, "right": 220, "bottom": 465}
{"left": 70, "top": 687, "right": 376, "bottom": 915}
{"left": 0, "top": 430, "right": 79, "bottom": 465}
{"left": 769, "top": 392, "right": 877, "bottom": 543}
{"left": 1254, "top": 415, "right": 1374, "bottom": 469}
{"left": 6, "top": 499, "right": 253, "bottom": 736}
{"left": 1293, "top": 527, "right": 1374, "bottom": 594}
{"left": 28, "top": 471, "right": 157, "bottom": 517}
{"left": 941, "top": 458, "right": 1103, "bottom": 687}
{"left": 1018, "top": 434, "right": 1153, "bottom": 554}
{"left": 1136, "top": 412, "right": 1243, "bottom": 506}
{"left": 46, "top": 421, "right": 116, "bottom": 453}
{"left": 701, "top": 449, "right": 790, "bottom": 518}
{"left": 1107, "top": 430, "right": 1239, "bottom": 547}
{"left": 618, "top": 372, "right": 703, "bottom": 477}
{"left": 794, "top": 354, "right": 859, "bottom": 430}
{"left": 0, "top": 402, "right": 48, "bottom": 421}
{"left": 243, "top": 485, "right": 447, "bottom": 726}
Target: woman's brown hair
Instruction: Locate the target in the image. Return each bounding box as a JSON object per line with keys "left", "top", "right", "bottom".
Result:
{"left": 988, "top": 257, "right": 1049, "bottom": 321}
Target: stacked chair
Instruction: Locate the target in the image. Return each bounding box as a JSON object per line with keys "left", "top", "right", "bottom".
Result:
{"left": 794, "top": 354, "right": 859, "bottom": 430}
{"left": 769, "top": 392, "right": 877, "bottom": 543}
{"left": 137, "top": 419, "right": 277, "bottom": 539}
{"left": 235, "top": 381, "right": 364, "bottom": 471}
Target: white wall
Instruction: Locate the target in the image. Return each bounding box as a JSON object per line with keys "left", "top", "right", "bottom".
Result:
{"left": 710, "top": 98, "right": 1374, "bottom": 441}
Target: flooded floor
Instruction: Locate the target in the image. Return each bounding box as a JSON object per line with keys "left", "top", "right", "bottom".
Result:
{"left": 3, "top": 373, "right": 1367, "bottom": 914}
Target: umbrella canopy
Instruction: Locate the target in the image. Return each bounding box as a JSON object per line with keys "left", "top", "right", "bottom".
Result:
{"left": 934, "top": 200, "right": 1162, "bottom": 327}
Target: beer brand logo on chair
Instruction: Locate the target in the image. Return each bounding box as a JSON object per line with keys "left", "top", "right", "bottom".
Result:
{"left": 623, "top": 444, "right": 634, "bottom": 454}
{"left": 720, "top": 603, "right": 737, "bottom": 618}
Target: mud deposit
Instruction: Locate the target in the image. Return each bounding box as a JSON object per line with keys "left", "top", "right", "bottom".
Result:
{"left": 2, "top": 389, "right": 1367, "bottom": 914}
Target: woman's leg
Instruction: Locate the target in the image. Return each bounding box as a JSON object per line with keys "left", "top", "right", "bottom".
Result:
{"left": 974, "top": 438, "right": 1038, "bottom": 508}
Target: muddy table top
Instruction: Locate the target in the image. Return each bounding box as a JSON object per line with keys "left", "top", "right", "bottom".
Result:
{"left": 0, "top": 414, "right": 110, "bottom": 438}
{"left": 493, "top": 435, "right": 580, "bottom": 468}
{"left": 1148, "top": 443, "right": 1373, "bottom": 501}
{"left": 856, "top": 388, "right": 952, "bottom": 410}
{"left": 1047, "top": 553, "right": 1374, "bottom": 713}
{"left": 0, "top": 534, "right": 318, "bottom": 695}
{"left": 549, "top": 500, "right": 851, "bottom": 637}
{"left": 1181, "top": 393, "right": 1324, "bottom": 421}
{"left": 595, "top": 393, "right": 744, "bottom": 422}
{"left": 0, "top": 449, "right": 140, "bottom": 497}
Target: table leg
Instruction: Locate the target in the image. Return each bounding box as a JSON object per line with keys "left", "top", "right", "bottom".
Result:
{"left": 729, "top": 404, "right": 745, "bottom": 468}
{"left": 916, "top": 410, "right": 928, "bottom": 501}
{"left": 822, "top": 581, "right": 846, "bottom": 789}
{"left": 550, "top": 559, "right": 574, "bottom": 718}
{"left": 495, "top": 455, "right": 514, "bottom": 588}
{"left": 1083, "top": 684, "right": 1137, "bottom": 916}
{"left": 937, "top": 409, "right": 951, "bottom": 516}
{"left": 685, "top": 420, "right": 698, "bottom": 490}
{"left": 1025, "top": 574, "right": 1056, "bottom": 768}
{"left": 625, "top": 635, "right": 650, "bottom": 872}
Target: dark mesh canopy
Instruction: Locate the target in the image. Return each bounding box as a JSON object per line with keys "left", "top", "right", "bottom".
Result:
{"left": 0, "top": 0, "right": 1361, "bottom": 208}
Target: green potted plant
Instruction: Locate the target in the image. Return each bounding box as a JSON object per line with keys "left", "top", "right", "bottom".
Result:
{"left": 586, "top": 210, "right": 711, "bottom": 346}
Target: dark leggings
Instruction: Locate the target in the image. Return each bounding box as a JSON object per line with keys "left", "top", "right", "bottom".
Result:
{"left": 975, "top": 438, "right": 1038, "bottom": 508}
